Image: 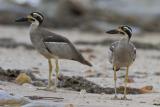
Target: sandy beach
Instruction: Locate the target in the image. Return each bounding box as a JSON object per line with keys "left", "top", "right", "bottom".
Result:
{"left": 0, "top": 26, "right": 159, "bottom": 107}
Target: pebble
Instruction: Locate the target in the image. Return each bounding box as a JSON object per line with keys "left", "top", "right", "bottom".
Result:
{"left": 15, "top": 73, "right": 32, "bottom": 85}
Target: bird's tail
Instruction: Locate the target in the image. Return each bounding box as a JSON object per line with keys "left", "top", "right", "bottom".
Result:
{"left": 82, "top": 59, "right": 92, "bottom": 66}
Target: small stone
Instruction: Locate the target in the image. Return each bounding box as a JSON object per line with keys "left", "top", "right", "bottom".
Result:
{"left": 84, "top": 69, "right": 96, "bottom": 77}
{"left": 88, "top": 54, "right": 96, "bottom": 60}
{"left": 15, "top": 73, "right": 32, "bottom": 85}
{"left": 65, "top": 104, "right": 75, "bottom": 107}
{"left": 128, "top": 77, "right": 135, "bottom": 83}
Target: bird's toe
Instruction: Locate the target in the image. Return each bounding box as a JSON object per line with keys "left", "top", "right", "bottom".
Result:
{"left": 121, "top": 96, "right": 131, "bottom": 101}
{"left": 37, "top": 86, "right": 57, "bottom": 92}
{"left": 111, "top": 95, "right": 120, "bottom": 100}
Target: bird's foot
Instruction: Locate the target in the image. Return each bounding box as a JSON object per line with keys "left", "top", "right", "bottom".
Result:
{"left": 111, "top": 95, "right": 120, "bottom": 100}
{"left": 79, "top": 89, "right": 87, "bottom": 98}
{"left": 37, "top": 86, "right": 56, "bottom": 92}
{"left": 121, "top": 96, "right": 131, "bottom": 101}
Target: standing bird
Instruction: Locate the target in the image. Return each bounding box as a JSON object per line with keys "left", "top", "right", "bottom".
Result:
{"left": 106, "top": 26, "right": 136, "bottom": 100}
{"left": 15, "top": 12, "right": 92, "bottom": 91}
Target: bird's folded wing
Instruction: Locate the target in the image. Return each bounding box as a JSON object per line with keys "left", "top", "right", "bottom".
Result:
{"left": 109, "top": 41, "right": 119, "bottom": 63}
{"left": 109, "top": 41, "right": 119, "bottom": 52}
{"left": 131, "top": 43, "right": 136, "bottom": 61}
{"left": 40, "top": 28, "right": 85, "bottom": 61}
{"left": 44, "top": 41, "right": 76, "bottom": 59}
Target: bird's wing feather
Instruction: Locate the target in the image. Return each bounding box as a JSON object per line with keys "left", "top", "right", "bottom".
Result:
{"left": 129, "top": 42, "right": 136, "bottom": 61}
{"left": 108, "top": 41, "right": 119, "bottom": 63}
{"left": 38, "top": 28, "right": 87, "bottom": 63}
{"left": 110, "top": 41, "right": 119, "bottom": 52}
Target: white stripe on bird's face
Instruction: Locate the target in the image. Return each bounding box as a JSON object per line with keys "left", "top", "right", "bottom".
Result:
{"left": 123, "top": 26, "right": 132, "bottom": 34}
{"left": 32, "top": 12, "right": 43, "bottom": 21}
{"left": 119, "top": 26, "right": 132, "bottom": 39}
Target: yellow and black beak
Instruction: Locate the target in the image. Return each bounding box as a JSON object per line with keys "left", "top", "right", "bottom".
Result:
{"left": 106, "top": 29, "right": 121, "bottom": 34}
{"left": 15, "top": 15, "right": 34, "bottom": 22}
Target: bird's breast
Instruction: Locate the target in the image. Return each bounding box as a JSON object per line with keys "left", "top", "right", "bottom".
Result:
{"left": 30, "top": 33, "right": 53, "bottom": 58}
{"left": 113, "top": 46, "right": 133, "bottom": 67}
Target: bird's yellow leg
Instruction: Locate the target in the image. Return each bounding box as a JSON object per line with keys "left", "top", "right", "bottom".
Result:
{"left": 114, "top": 66, "right": 117, "bottom": 98}
{"left": 48, "top": 57, "right": 59, "bottom": 91}
{"left": 37, "top": 59, "right": 56, "bottom": 91}
{"left": 121, "top": 66, "right": 129, "bottom": 100}
{"left": 112, "top": 65, "right": 119, "bottom": 100}
{"left": 48, "top": 58, "right": 52, "bottom": 88}
{"left": 55, "top": 57, "right": 59, "bottom": 80}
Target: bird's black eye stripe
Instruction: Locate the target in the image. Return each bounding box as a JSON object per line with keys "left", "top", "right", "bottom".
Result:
{"left": 36, "top": 17, "right": 42, "bottom": 22}
{"left": 122, "top": 26, "right": 132, "bottom": 32}
{"left": 120, "top": 26, "right": 132, "bottom": 39}
{"left": 123, "top": 27, "right": 128, "bottom": 32}
{"left": 125, "top": 29, "right": 132, "bottom": 36}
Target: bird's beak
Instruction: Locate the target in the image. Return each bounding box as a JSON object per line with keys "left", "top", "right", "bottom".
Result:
{"left": 106, "top": 29, "right": 121, "bottom": 34}
{"left": 15, "top": 17, "right": 28, "bottom": 22}
{"left": 15, "top": 15, "right": 34, "bottom": 22}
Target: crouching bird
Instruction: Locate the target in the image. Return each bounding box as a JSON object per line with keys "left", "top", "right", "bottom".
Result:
{"left": 106, "top": 25, "right": 136, "bottom": 100}
{"left": 15, "top": 12, "right": 92, "bottom": 91}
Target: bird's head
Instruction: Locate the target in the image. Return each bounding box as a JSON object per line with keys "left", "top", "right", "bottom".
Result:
{"left": 15, "top": 12, "right": 44, "bottom": 25}
{"left": 106, "top": 25, "right": 132, "bottom": 40}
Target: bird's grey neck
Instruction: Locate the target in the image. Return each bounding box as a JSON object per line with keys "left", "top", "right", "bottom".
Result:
{"left": 120, "top": 34, "right": 130, "bottom": 45}
{"left": 30, "top": 23, "right": 39, "bottom": 32}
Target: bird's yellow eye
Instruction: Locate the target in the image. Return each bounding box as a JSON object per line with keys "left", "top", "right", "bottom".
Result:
{"left": 117, "top": 27, "right": 122, "bottom": 32}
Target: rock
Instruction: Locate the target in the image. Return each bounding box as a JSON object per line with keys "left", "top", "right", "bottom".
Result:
{"left": 0, "top": 90, "right": 30, "bottom": 106}
{"left": 15, "top": 73, "right": 32, "bottom": 85}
